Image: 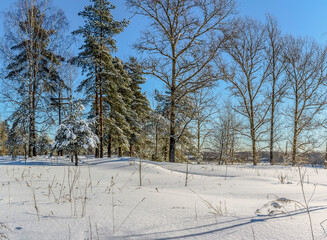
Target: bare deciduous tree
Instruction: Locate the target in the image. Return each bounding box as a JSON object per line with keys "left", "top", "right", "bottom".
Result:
{"left": 220, "top": 17, "right": 270, "bottom": 165}
{"left": 127, "top": 0, "right": 236, "bottom": 162}
{"left": 214, "top": 101, "right": 240, "bottom": 164}
{"left": 191, "top": 87, "right": 218, "bottom": 163}
{"left": 265, "top": 14, "right": 287, "bottom": 165}
{"left": 283, "top": 36, "right": 327, "bottom": 166}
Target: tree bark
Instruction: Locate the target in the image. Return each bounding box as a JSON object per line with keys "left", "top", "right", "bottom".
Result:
{"left": 292, "top": 89, "right": 299, "bottom": 166}
{"left": 155, "top": 122, "right": 158, "bottom": 159}
{"left": 95, "top": 65, "right": 99, "bottom": 158}
{"left": 129, "top": 143, "right": 133, "bottom": 157}
{"left": 75, "top": 151, "right": 78, "bottom": 166}
{"left": 270, "top": 98, "right": 275, "bottom": 165}
{"left": 107, "top": 134, "right": 112, "bottom": 158}
{"left": 118, "top": 147, "right": 122, "bottom": 157}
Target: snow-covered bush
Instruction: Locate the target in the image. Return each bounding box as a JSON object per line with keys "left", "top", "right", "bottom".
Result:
{"left": 52, "top": 102, "right": 99, "bottom": 166}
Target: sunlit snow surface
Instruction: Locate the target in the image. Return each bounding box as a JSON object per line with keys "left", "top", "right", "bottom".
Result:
{"left": 0, "top": 156, "right": 327, "bottom": 239}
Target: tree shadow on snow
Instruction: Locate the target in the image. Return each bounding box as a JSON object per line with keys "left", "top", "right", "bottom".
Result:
{"left": 112, "top": 205, "right": 327, "bottom": 240}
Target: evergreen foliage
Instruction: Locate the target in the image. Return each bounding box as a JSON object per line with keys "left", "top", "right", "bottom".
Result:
{"left": 0, "top": 120, "right": 9, "bottom": 156}
{"left": 73, "top": 0, "right": 128, "bottom": 158}
{"left": 52, "top": 101, "right": 99, "bottom": 166}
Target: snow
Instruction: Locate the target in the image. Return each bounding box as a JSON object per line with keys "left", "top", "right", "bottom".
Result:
{"left": 0, "top": 156, "right": 327, "bottom": 239}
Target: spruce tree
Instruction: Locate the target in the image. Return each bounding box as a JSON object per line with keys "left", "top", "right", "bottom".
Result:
{"left": 103, "top": 57, "right": 133, "bottom": 157}
{"left": 73, "top": 0, "right": 128, "bottom": 158}
{"left": 52, "top": 102, "right": 99, "bottom": 166}
{"left": 125, "top": 57, "right": 150, "bottom": 156}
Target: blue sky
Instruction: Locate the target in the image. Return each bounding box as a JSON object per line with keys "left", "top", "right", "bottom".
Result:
{"left": 1, "top": 0, "right": 327, "bottom": 119}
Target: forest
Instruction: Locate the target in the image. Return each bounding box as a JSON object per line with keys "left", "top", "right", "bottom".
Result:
{"left": 0, "top": 0, "right": 327, "bottom": 168}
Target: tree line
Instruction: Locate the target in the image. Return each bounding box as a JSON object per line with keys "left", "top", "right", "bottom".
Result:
{"left": 1, "top": 0, "right": 327, "bottom": 166}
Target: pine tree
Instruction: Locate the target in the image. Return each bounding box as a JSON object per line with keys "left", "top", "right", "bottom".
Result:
{"left": 73, "top": 0, "right": 128, "bottom": 158}
{"left": 52, "top": 101, "right": 99, "bottom": 166}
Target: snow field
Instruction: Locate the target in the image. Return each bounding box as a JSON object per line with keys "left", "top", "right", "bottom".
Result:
{"left": 0, "top": 157, "right": 327, "bottom": 239}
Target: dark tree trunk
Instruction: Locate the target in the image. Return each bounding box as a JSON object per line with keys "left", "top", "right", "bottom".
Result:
{"left": 155, "top": 122, "right": 158, "bottom": 159}
{"left": 169, "top": 87, "right": 176, "bottom": 163}
{"left": 118, "top": 147, "right": 122, "bottom": 157}
{"left": 292, "top": 91, "right": 299, "bottom": 166}
{"left": 95, "top": 65, "right": 99, "bottom": 158}
{"left": 99, "top": 71, "right": 104, "bottom": 158}
{"left": 75, "top": 151, "right": 78, "bottom": 166}
{"left": 99, "top": 6, "right": 104, "bottom": 159}
{"left": 129, "top": 143, "right": 133, "bottom": 157}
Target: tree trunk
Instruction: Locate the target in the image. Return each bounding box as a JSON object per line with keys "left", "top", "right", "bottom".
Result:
{"left": 292, "top": 91, "right": 299, "bottom": 166}
{"left": 250, "top": 125, "right": 257, "bottom": 165}
{"left": 129, "top": 143, "right": 133, "bottom": 157}
{"left": 95, "top": 65, "right": 99, "bottom": 158}
{"left": 118, "top": 147, "right": 122, "bottom": 157}
{"left": 169, "top": 87, "right": 176, "bottom": 163}
{"left": 75, "top": 151, "right": 78, "bottom": 166}
{"left": 270, "top": 95, "right": 275, "bottom": 165}
{"left": 99, "top": 5, "right": 104, "bottom": 159}
{"left": 164, "top": 140, "right": 168, "bottom": 162}
{"left": 71, "top": 154, "right": 74, "bottom": 163}
{"left": 107, "top": 134, "right": 112, "bottom": 158}
{"left": 197, "top": 119, "right": 201, "bottom": 162}
{"left": 99, "top": 72, "right": 104, "bottom": 158}
{"left": 155, "top": 122, "right": 158, "bottom": 159}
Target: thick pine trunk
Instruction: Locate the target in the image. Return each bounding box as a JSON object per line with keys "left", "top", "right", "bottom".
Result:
{"left": 99, "top": 7, "right": 104, "bottom": 159}
{"left": 99, "top": 72, "right": 104, "bottom": 158}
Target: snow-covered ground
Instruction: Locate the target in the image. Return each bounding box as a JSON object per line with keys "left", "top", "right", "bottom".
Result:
{"left": 0, "top": 156, "right": 327, "bottom": 240}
